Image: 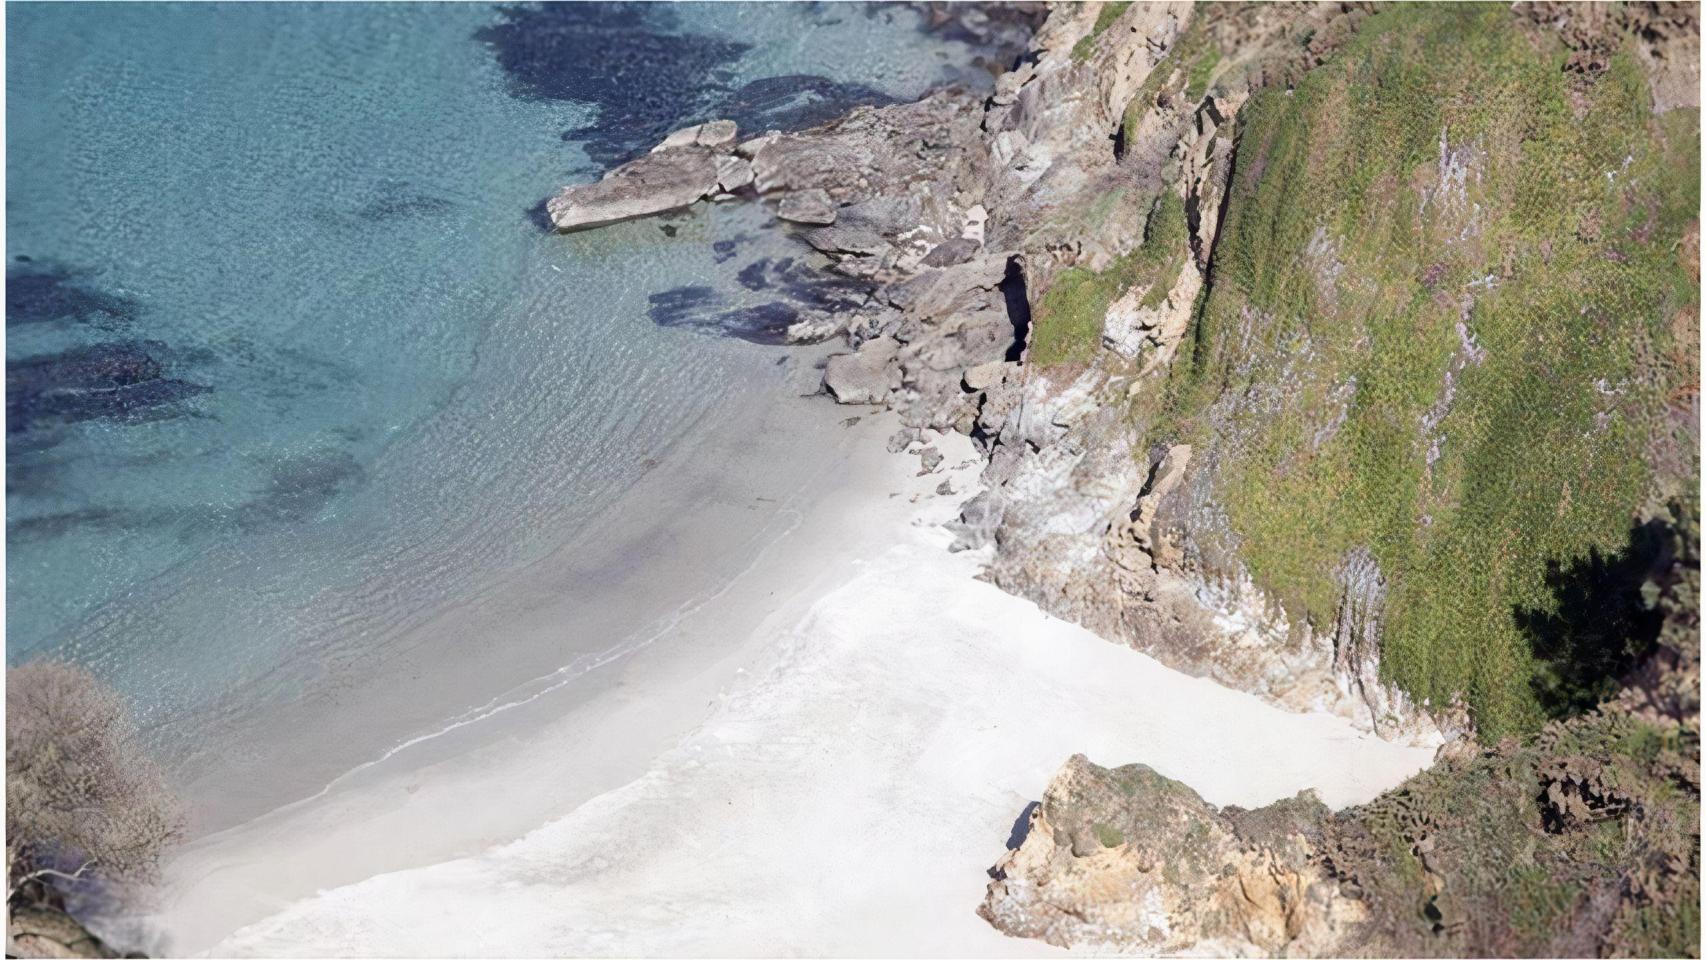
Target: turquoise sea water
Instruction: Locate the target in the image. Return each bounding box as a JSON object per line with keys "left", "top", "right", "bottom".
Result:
{"left": 7, "top": 3, "right": 994, "bottom": 806}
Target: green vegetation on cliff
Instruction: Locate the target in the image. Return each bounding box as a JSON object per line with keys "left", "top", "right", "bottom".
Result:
{"left": 1071, "top": 2, "right": 1132, "bottom": 63}
{"left": 998, "top": 504, "right": 1699, "bottom": 956}
{"left": 1029, "top": 192, "right": 1189, "bottom": 367}
{"left": 1157, "top": 4, "right": 1699, "bottom": 739}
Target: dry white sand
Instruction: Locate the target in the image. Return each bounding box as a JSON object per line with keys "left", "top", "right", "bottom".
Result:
{"left": 141, "top": 424, "right": 1437, "bottom": 958}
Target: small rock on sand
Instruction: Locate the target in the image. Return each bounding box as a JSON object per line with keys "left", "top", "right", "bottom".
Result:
{"left": 917, "top": 446, "right": 943, "bottom": 474}
{"left": 887, "top": 426, "right": 921, "bottom": 453}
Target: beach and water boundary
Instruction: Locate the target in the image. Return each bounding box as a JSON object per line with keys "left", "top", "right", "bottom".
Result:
{"left": 130, "top": 403, "right": 1438, "bottom": 956}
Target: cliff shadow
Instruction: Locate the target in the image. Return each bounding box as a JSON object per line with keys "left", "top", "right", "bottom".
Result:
{"left": 1000, "top": 256, "right": 1030, "bottom": 363}
{"left": 1516, "top": 518, "right": 1671, "bottom": 720}
{"left": 1004, "top": 801, "right": 1040, "bottom": 850}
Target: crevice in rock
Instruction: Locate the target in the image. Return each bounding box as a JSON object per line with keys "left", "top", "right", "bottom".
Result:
{"left": 999, "top": 255, "right": 1031, "bottom": 363}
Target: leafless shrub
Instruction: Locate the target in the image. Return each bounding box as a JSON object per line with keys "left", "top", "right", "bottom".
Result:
{"left": 6, "top": 661, "right": 183, "bottom": 907}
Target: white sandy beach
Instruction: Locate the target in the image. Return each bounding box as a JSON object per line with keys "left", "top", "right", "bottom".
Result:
{"left": 137, "top": 422, "right": 1437, "bottom": 958}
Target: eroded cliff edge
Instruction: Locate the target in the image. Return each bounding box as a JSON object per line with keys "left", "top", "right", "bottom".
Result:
{"left": 546, "top": 1, "right": 1699, "bottom": 954}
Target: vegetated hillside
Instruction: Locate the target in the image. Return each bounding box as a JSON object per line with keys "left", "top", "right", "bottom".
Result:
{"left": 1027, "top": 2, "right": 1699, "bottom": 740}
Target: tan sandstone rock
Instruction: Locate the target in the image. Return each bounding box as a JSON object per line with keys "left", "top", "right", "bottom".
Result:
{"left": 981, "top": 754, "right": 1363, "bottom": 955}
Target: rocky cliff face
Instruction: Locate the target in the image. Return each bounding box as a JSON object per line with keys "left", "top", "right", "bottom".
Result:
{"left": 955, "top": 0, "right": 1698, "bottom": 748}
{"left": 549, "top": 1, "right": 1448, "bottom": 742}
{"left": 545, "top": 3, "right": 1698, "bottom": 953}
{"left": 958, "top": 5, "right": 1697, "bottom": 953}
{"left": 545, "top": 2, "right": 1697, "bottom": 742}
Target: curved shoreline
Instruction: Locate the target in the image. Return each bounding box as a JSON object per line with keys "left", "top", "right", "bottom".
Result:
{"left": 134, "top": 427, "right": 1436, "bottom": 957}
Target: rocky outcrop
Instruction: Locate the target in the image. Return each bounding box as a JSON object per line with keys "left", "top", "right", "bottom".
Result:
{"left": 651, "top": 118, "right": 738, "bottom": 152}
{"left": 823, "top": 336, "right": 900, "bottom": 405}
{"left": 776, "top": 189, "right": 836, "bottom": 226}
{"left": 981, "top": 755, "right": 1363, "bottom": 955}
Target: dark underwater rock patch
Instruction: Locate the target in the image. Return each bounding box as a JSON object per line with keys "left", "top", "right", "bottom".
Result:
{"left": 478, "top": 6, "right": 907, "bottom": 173}
{"left": 354, "top": 193, "right": 456, "bottom": 222}
{"left": 647, "top": 292, "right": 795, "bottom": 344}
{"left": 4, "top": 264, "right": 209, "bottom": 447}
{"left": 310, "top": 189, "right": 458, "bottom": 230}
{"left": 6, "top": 262, "right": 140, "bottom": 329}
{"left": 645, "top": 285, "right": 721, "bottom": 328}
{"left": 526, "top": 198, "right": 557, "bottom": 233}
{"left": 476, "top": 4, "right": 751, "bottom": 170}
{"left": 713, "top": 74, "right": 898, "bottom": 139}
{"left": 736, "top": 259, "right": 773, "bottom": 291}
{"left": 648, "top": 256, "right": 875, "bottom": 345}
{"left": 738, "top": 256, "right": 874, "bottom": 312}
{"left": 236, "top": 447, "right": 364, "bottom": 528}
{"left": 647, "top": 285, "right": 798, "bottom": 344}
{"left": 6, "top": 340, "right": 209, "bottom": 436}
{"left": 8, "top": 505, "right": 128, "bottom": 540}
{"left": 714, "top": 302, "right": 801, "bottom": 343}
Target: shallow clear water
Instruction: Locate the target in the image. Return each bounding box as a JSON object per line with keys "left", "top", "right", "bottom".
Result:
{"left": 7, "top": 2, "right": 991, "bottom": 785}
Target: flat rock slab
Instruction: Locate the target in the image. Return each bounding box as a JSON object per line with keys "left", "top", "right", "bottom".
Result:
{"left": 548, "top": 148, "right": 721, "bottom": 232}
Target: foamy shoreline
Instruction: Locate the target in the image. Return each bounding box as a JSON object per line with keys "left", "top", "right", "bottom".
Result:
{"left": 133, "top": 424, "right": 1437, "bottom": 957}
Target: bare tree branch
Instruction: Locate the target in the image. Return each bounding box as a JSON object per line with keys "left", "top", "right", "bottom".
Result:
{"left": 6, "top": 661, "right": 184, "bottom": 909}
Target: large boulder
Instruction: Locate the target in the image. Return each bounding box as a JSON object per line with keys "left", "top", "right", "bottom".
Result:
{"left": 777, "top": 189, "right": 837, "bottom": 225}
{"left": 546, "top": 148, "right": 721, "bottom": 232}
{"left": 822, "top": 336, "right": 900, "bottom": 405}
